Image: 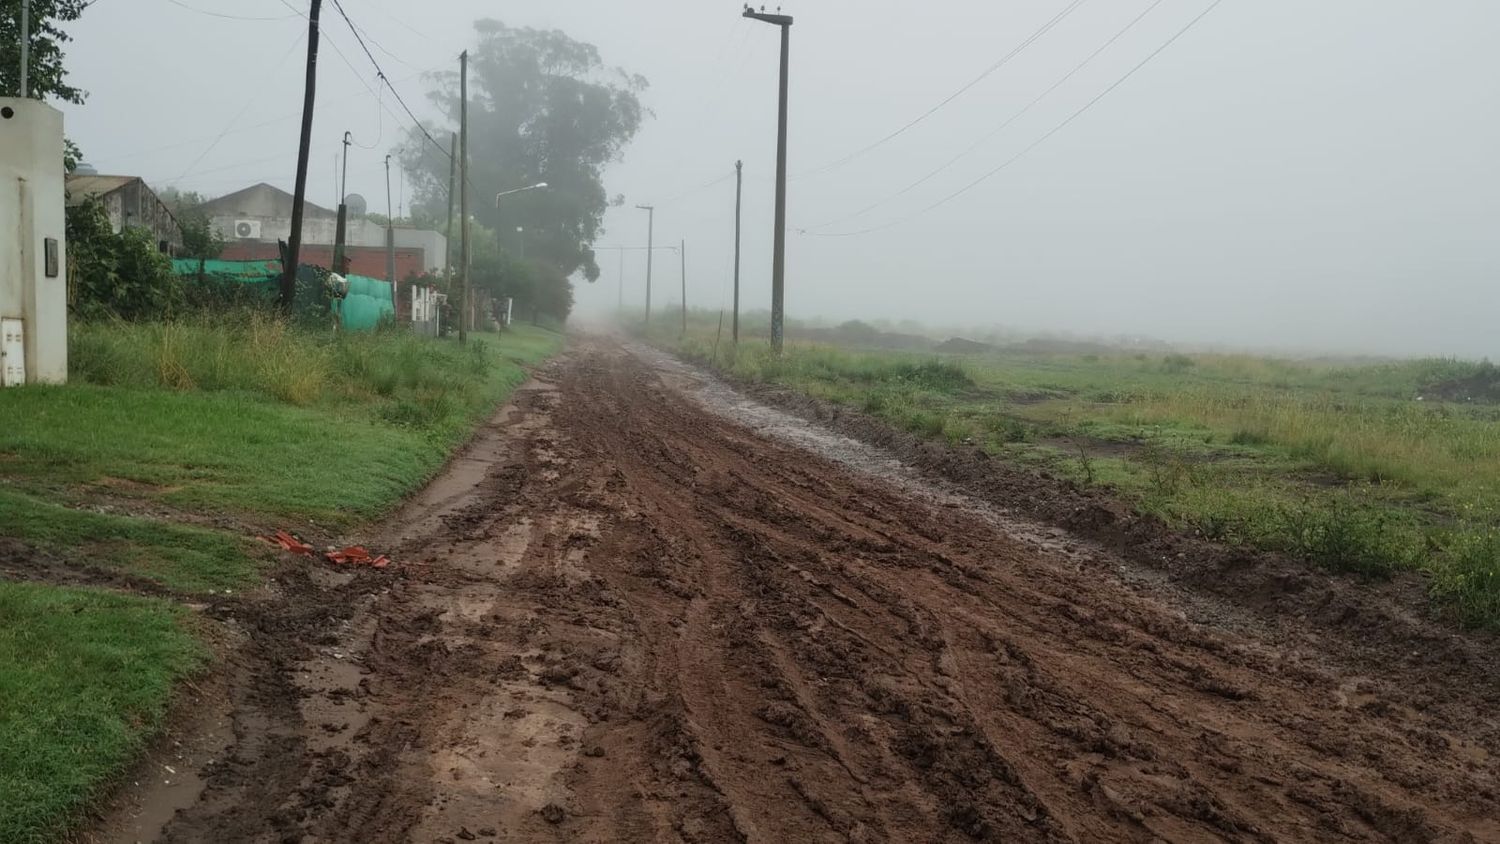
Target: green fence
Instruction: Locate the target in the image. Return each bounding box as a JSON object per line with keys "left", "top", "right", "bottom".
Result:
{"left": 170, "top": 259, "right": 395, "bottom": 331}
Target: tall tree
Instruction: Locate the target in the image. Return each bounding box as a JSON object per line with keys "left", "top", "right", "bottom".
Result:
{"left": 1, "top": 0, "right": 87, "bottom": 102}
{"left": 159, "top": 188, "right": 225, "bottom": 260}
{"left": 401, "top": 20, "right": 648, "bottom": 283}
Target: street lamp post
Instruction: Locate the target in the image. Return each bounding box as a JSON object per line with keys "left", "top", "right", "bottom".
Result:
{"left": 743, "top": 5, "right": 793, "bottom": 354}
{"left": 494, "top": 182, "right": 548, "bottom": 207}
{"left": 488, "top": 183, "right": 546, "bottom": 329}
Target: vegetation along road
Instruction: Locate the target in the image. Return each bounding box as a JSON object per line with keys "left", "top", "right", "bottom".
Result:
{"left": 95, "top": 335, "right": 1499, "bottom": 842}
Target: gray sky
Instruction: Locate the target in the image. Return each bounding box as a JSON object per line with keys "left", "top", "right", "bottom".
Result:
{"left": 60, "top": 0, "right": 1499, "bottom": 358}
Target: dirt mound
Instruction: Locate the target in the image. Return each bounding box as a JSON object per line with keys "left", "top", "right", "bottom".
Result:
{"left": 1421, "top": 363, "right": 1500, "bottom": 403}
{"left": 934, "top": 337, "right": 997, "bottom": 354}
{"left": 790, "top": 320, "right": 933, "bottom": 351}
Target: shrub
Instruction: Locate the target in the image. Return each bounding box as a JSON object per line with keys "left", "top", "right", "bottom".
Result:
{"left": 1162, "top": 353, "right": 1197, "bottom": 374}
{"left": 891, "top": 360, "right": 973, "bottom": 392}
{"left": 1429, "top": 527, "right": 1500, "bottom": 628}
{"left": 984, "top": 415, "right": 1031, "bottom": 443}
{"left": 1272, "top": 496, "right": 1420, "bottom": 577}
{"left": 67, "top": 198, "right": 181, "bottom": 321}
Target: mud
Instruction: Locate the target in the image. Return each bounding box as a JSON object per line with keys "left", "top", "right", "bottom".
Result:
{"left": 100, "top": 336, "right": 1500, "bottom": 842}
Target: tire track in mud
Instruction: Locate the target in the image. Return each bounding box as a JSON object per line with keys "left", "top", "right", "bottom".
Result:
{"left": 135, "top": 337, "right": 1499, "bottom": 843}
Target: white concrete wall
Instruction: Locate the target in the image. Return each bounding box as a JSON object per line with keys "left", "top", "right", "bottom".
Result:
{"left": 212, "top": 214, "right": 448, "bottom": 272}
{"left": 211, "top": 213, "right": 339, "bottom": 247}
{"left": 345, "top": 222, "right": 448, "bottom": 272}
{"left": 0, "top": 99, "right": 68, "bottom": 384}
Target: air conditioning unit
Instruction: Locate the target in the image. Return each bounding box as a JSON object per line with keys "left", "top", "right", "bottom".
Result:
{"left": 233, "top": 219, "right": 262, "bottom": 239}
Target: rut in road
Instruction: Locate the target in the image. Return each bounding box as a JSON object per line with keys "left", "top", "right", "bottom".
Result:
{"left": 156, "top": 338, "right": 1499, "bottom": 843}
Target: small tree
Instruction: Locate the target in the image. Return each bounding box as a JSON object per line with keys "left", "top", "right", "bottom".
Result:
{"left": 3, "top": 0, "right": 91, "bottom": 169}
{"left": 67, "top": 198, "right": 179, "bottom": 320}
{"left": 160, "top": 189, "right": 224, "bottom": 261}
{"left": 1, "top": 0, "right": 87, "bottom": 102}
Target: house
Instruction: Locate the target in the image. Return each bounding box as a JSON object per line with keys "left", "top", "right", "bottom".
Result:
{"left": 65, "top": 174, "right": 183, "bottom": 253}
{"left": 196, "top": 183, "right": 447, "bottom": 280}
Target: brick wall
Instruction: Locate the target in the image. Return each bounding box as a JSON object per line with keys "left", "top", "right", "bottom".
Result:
{"left": 220, "top": 243, "right": 426, "bottom": 282}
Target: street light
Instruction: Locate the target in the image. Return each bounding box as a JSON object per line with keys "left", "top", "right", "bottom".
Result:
{"left": 495, "top": 182, "right": 548, "bottom": 207}
{"left": 743, "top": 5, "right": 793, "bottom": 353}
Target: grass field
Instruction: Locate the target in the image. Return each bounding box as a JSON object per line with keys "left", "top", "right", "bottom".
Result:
{"left": 658, "top": 317, "right": 1500, "bottom": 629}
{"left": 0, "top": 317, "right": 562, "bottom": 842}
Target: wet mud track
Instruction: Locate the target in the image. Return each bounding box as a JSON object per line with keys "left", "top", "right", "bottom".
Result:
{"left": 143, "top": 337, "right": 1499, "bottom": 842}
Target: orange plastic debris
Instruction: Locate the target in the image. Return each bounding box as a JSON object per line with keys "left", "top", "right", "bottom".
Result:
{"left": 265, "top": 530, "right": 315, "bottom": 555}
{"left": 324, "top": 545, "right": 392, "bottom": 568}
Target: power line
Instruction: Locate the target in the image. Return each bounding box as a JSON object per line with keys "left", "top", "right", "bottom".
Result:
{"left": 274, "top": 0, "right": 381, "bottom": 100}
{"left": 795, "top": 0, "right": 1090, "bottom": 180}
{"left": 271, "top": 0, "right": 449, "bottom": 159}
{"left": 163, "top": 0, "right": 299, "bottom": 21}
{"left": 802, "top": 0, "right": 1227, "bottom": 239}
{"left": 803, "top": 0, "right": 1166, "bottom": 232}
{"left": 327, "top": 0, "right": 451, "bottom": 159}
{"left": 92, "top": 65, "right": 436, "bottom": 165}
{"left": 346, "top": 15, "right": 417, "bottom": 69}
{"left": 171, "top": 32, "right": 307, "bottom": 185}
{"left": 652, "top": 170, "right": 737, "bottom": 206}
{"left": 347, "top": 86, "right": 385, "bottom": 150}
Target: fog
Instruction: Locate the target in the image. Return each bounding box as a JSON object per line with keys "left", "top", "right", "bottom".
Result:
{"left": 59, "top": 0, "right": 1498, "bottom": 358}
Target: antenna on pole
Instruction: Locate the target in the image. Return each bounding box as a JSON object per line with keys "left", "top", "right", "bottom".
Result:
{"left": 19, "top": 0, "right": 30, "bottom": 97}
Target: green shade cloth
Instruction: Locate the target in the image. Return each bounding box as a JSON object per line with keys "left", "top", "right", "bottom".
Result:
{"left": 170, "top": 260, "right": 394, "bottom": 331}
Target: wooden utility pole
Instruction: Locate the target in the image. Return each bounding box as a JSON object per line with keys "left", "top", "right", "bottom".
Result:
{"left": 636, "top": 204, "right": 655, "bottom": 327}
{"left": 383, "top": 154, "right": 395, "bottom": 286}
{"left": 333, "top": 131, "right": 350, "bottom": 275}
{"left": 743, "top": 7, "right": 793, "bottom": 353}
{"left": 733, "top": 160, "right": 742, "bottom": 344}
{"left": 458, "top": 50, "right": 470, "bottom": 343}
{"left": 282, "top": 0, "right": 323, "bottom": 313}
{"left": 679, "top": 238, "right": 687, "bottom": 337}
{"left": 445, "top": 133, "right": 456, "bottom": 279}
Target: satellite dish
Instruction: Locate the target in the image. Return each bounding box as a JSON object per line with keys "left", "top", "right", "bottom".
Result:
{"left": 345, "top": 193, "right": 368, "bottom": 217}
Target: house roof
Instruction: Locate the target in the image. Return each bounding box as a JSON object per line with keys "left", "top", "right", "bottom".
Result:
{"left": 196, "top": 182, "right": 337, "bottom": 218}
{"left": 65, "top": 174, "right": 139, "bottom": 205}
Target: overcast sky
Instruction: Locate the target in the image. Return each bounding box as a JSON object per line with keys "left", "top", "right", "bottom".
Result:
{"left": 58, "top": 0, "right": 1500, "bottom": 358}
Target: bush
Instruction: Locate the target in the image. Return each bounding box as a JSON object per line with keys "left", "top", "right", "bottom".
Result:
{"left": 1430, "top": 527, "right": 1500, "bottom": 628}
{"left": 67, "top": 198, "right": 180, "bottom": 321}
{"left": 984, "top": 415, "right": 1031, "bottom": 443}
{"left": 1271, "top": 496, "right": 1420, "bottom": 577}
{"left": 1162, "top": 353, "right": 1197, "bottom": 374}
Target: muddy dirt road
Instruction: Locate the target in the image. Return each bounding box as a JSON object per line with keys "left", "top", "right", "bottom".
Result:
{"left": 117, "top": 337, "right": 1499, "bottom": 842}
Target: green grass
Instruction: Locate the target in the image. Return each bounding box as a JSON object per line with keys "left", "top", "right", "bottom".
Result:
{"left": 659, "top": 319, "right": 1500, "bottom": 628}
{"left": 1, "top": 319, "right": 561, "bottom": 527}
{"left": 0, "top": 582, "right": 205, "bottom": 844}
{"left": 0, "top": 318, "right": 563, "bottom": 840}
{"left": 0, "top": 489, "right": 260, "bottom": 592}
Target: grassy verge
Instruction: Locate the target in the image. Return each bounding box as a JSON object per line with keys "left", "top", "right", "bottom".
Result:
{"left": 0, "top": 583, "right": 205, "bottom": 844}
{"left": 0, "top": 316, "right": 562, "bottom": 839}
{"left": 658, "top": 323, "right": 1500, "bottom": 628}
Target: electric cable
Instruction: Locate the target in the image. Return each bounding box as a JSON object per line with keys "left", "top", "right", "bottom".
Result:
{"left": 802, "top": 0, "right": 1165, "bottom": 231}
{"left": 795, "top": 0, "right": 1090, "bottom": 179}
{"left": 802, "top": 0, "right": 1227, "bottom": 238}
